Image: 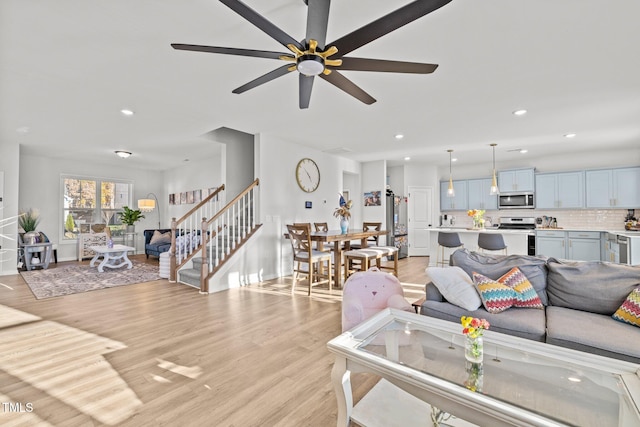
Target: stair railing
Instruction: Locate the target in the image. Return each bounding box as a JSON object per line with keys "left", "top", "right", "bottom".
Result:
{"left": 198, "top": 178, "right": 260, "bottom": 293}
{"left": 169, "top": 185, "right": 225, "bottom": 282}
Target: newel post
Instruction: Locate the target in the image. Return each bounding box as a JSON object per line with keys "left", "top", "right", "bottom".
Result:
{"left": 169, "top": 217, "right": 177, "bottom": 282}
{"left": 200, "top": 217, "right": 209, "bottom": 294}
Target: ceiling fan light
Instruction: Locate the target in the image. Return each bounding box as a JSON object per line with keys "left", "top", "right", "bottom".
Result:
{"left": 297, "top": 55, "right": 324, "bottom": 76}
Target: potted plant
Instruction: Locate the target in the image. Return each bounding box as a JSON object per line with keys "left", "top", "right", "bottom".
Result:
{"left": 118, "top": 206, "right": 145, "bottom": 232}
{"left": 19, "top": 208, "right": 41, "bottom": 244}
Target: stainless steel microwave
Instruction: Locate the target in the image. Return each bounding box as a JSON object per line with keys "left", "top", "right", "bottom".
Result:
{"left": 498, "top": 192, "right": 535, "bottom": 209}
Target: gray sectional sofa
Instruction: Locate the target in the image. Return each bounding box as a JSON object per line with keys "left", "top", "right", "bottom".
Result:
{"left": 421, "top": 249, "right": 640, "bottom": 363}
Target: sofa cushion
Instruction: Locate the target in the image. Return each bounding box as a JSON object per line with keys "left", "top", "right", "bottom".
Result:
{"left": 472, "top": 272, "right": 518, "bottom": 313}
{"left": 612, "top": 286, "right": 640, "bottom": 327}
{"left": 425, "top": 267, "right": 482, "bottom": 311}
{"left": 473, "top": 268, "right": 543, "bottom": 313}
{"left": 546, "top": 259, "right": 640, "bottom": 315}
{"left": 421, "top": 300, "right": 546, "bottom": 341}
{"left": 546, "top": 306, "right": 640, "bottom": 363}
{"left": 451, "top": 249, "right": 548, "bottom": 305}
{"left": 149, "top": 230, "right": 171, "bottom": 245}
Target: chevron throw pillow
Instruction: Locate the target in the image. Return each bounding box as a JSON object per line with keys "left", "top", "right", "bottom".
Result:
{"left": 473, "top": 267, "right": 543, "bottom": 314}
{"left": 612, "top": 287, "right": 640, "bottom": 327}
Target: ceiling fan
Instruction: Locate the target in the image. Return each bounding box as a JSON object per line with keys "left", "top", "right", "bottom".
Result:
{"left": 172, "top": 0, "right": 452, "bottom": 109}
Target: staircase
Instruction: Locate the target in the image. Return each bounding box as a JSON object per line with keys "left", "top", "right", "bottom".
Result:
{"left": 168, "top": 179, "right": 261, "bottom": 293}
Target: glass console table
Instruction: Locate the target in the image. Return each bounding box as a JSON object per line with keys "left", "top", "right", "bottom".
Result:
{"left": 327, "top": 308, "right": 640, "bottom": 427}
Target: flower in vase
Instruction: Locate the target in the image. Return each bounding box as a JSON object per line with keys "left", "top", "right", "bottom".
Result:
{"left": 461, "top": 316, "right": 490, "bottom": 339}
{"left": 333, "top": 194, "right": 353, "bottom": 220}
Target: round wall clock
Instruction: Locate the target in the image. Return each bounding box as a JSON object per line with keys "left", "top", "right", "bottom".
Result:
{"left": 295, "top": 158, "right": 320, "bottom": 193}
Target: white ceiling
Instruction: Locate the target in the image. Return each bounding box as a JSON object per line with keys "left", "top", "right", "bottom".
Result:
{"left": 2, "top": 0, "right": 640, "bottom": 172}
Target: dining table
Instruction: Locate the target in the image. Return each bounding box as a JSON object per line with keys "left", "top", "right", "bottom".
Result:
{"left": 307, "top": 228, "right": 388, "bottom": 288}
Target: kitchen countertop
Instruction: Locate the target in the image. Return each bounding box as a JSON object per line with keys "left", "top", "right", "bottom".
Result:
{"left": 433, "top": 226, "right": 640, "bottom": 238}
{"left": 432, "top": 227, "right": 533, "bottom": 235}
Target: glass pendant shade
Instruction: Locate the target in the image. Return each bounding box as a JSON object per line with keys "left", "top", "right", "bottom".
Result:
{"left": 489, "top": 144, "right": 499, "bottom": 195}
{"left": 447, "top": 149, "right": 455, "bottom": 197}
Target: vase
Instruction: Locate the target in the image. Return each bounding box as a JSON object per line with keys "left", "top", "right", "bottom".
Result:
{"left": 464, "top": 361, "right": 484, "bottom": 393}
{"left": 473, "top": 218, "right": 484, "bottom": 229}
{"left": 340, "top": 218, "right": 349, "bottom": 234}
{"left": 464, "top": 335, "right": 484, "bottom": 363}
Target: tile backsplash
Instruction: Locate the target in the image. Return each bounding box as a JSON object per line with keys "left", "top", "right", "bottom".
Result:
{"left": 442, "top": 209, "right": 634, "bottom": 231}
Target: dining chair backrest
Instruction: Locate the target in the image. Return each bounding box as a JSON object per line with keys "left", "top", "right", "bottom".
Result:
{"left": 314, "top": 222, "right": 329, "bottom": 232}
{"left": 362, "top": 222, "right": 382, "bottom": 245}
{"left": 287, "top": 223, "right": 313, "bottom": 260}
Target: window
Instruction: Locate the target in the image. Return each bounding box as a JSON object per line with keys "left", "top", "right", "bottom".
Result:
{"left": 62, "top": 176, "right": 133, "bottom": 240}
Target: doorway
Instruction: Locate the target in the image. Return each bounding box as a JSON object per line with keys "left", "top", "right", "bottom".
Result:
{"left": 407, "top": 186, "right": 433, "bottom": 256}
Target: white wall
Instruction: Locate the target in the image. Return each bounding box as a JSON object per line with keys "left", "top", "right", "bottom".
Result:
{"left": 0, "top": 141, "right": 20, "bottom": 275}
{"left": 253, "top": 133, "right": 361, "bottom": 282}
{"left": 164, "top": 152, "right": 223, "bottom": 223}
{"left": 17, "top": 153, "right": 163, "bottom": 263}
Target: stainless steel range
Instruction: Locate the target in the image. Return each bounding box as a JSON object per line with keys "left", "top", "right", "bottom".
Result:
{"left": 498, "top": 217, "right": 537, "bottom": 256}
{"left": 498, "top": 217, "right": 537, "bottom": 230}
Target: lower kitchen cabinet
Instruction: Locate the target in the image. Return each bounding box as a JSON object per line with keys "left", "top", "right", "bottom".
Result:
{"left": 536, "top": 230, "right": 602, "bottom": 261}
{"left": 567, "top": 231, "right": 602, "bottom": 261}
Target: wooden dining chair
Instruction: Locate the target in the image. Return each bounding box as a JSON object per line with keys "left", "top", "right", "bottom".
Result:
{"left": 286, "top": 223, "right": 332, "bottom": 295}
{"left": 313, "top": 222, "right": 331, "bottom": 253}
{"left": 346, "top": 221, "right": 398, "bottom": 276}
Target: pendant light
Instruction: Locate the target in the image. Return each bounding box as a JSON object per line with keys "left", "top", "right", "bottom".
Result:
{"left": 447, "top": 149, "right": 455, "bottom": 197}
{"left": 490, "top": 143, "right": 499, "bottom": 195}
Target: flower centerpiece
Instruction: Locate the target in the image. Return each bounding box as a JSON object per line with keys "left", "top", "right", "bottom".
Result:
{"left": 467, "top": 209, "right": 485, "bottom": 229}
{"left": 461, "top": 316, "right": 490, "bottom": 363}
{"left": 333, "top": 194, "right": 352, "bottom": 233}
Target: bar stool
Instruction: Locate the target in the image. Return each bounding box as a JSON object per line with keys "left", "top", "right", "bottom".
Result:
{"left": 436, "top": 232, "right": 464, "bottom": 267}
{"left": 478, "top": 232, "right": 507, "bottom": 255}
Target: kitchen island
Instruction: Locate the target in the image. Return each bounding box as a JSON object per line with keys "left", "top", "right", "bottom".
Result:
{"left": 428, "top": 227, "right": 531, "bottom": 266}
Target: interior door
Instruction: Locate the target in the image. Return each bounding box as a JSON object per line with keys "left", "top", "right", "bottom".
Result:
{"left": 408, "top": 186, "right": 433, "bottom": 256}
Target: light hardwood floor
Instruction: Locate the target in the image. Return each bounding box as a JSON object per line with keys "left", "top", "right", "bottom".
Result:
{"left": 0, "top": 255, "right": 429, "bottom": 427}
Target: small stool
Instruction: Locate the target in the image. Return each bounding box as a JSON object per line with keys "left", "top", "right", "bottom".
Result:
{"left": 437, "top": 232, "right": 463, "bottom": 267}
{"left": 478, "top": 233, "right": 507, "bottom": 255}
{"left": 159, "top": 252, "right": 170, "bottom": 279}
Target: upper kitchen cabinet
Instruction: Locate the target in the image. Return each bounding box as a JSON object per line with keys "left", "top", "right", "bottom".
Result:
{"left": 498, "top": 168, "right": 535, "bottom": 193}
{"left": 585, "top": 167, "right": 640, "bottom": 208}
{"left": 535, "top": 171, "right": 584, "bottom": 209}
{"left": 467, "top": 178, "right": 498, "bottom": 210}
{"left": 440, "top": 180, "right": 468, "bottom": 211}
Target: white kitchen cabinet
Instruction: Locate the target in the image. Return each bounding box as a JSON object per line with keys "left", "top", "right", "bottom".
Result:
{"left": 440, "top": 180, "right": 468, "bottom": 211}
{"left": 498, "top": 168, "right": 535, "bottom": 193}
{"left": 467, "top": 178, "right": 498, "bottom": 210}
{"left": 585, "top": 167, "right": 640, "bottom": 208}
{"left": 535, "top": 171, "right": 584, "bottom": 209}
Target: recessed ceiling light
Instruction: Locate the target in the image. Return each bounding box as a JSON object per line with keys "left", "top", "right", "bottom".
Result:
{"left": 520, "top": 149, "right": 528, "bottom": 154}
{"left": 564, "top": 133, "right": 577, "bottom": 138}
{"left": 513, "top": 109, "right": 527, "bottom": 116}
{"left": 115, "top": 150, "right": 132, "bottom": 158}
{"left": 120, "top": 109, "right": 134, "bottom": 116}
{"left": 452, "top": 158, "right": 458, "bottom": 162}
{"left": 395, "top": 134, "right": 404, "bottom": 140}
{"left": 404, "top": 156, "right": 410, "bottom": 161}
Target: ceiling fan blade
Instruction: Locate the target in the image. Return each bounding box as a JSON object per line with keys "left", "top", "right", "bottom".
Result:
{"left": 306, "top": 0, "right": 331, "bottom": 50}
{"left": 232, "top": 64, "right": 293, "bottom": 94}
{"left": 220, "top": 0, "right": 303, "bottom": 50}
{"left": 328, "top": 0, "right": 452, "bottom": 57}
{"left": 320, "top": 71, "right": 376, "bottom": 105}
{"left": 171, "top": 44, "right": 292, "bottom": 60}
{"left": 299, "top": 74, "right": 315, "bottom": 109}
{"left": 338, "top": 57, "right": 438, "bottom": 74}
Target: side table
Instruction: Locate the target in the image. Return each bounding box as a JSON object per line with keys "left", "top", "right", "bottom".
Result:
{"left": 123, "top": 232, "right": 137, "bottom": 253}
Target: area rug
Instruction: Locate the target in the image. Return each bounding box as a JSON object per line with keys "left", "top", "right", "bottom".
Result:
{"left": 20, "top": 263, "right": 162, "bottom": 299}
